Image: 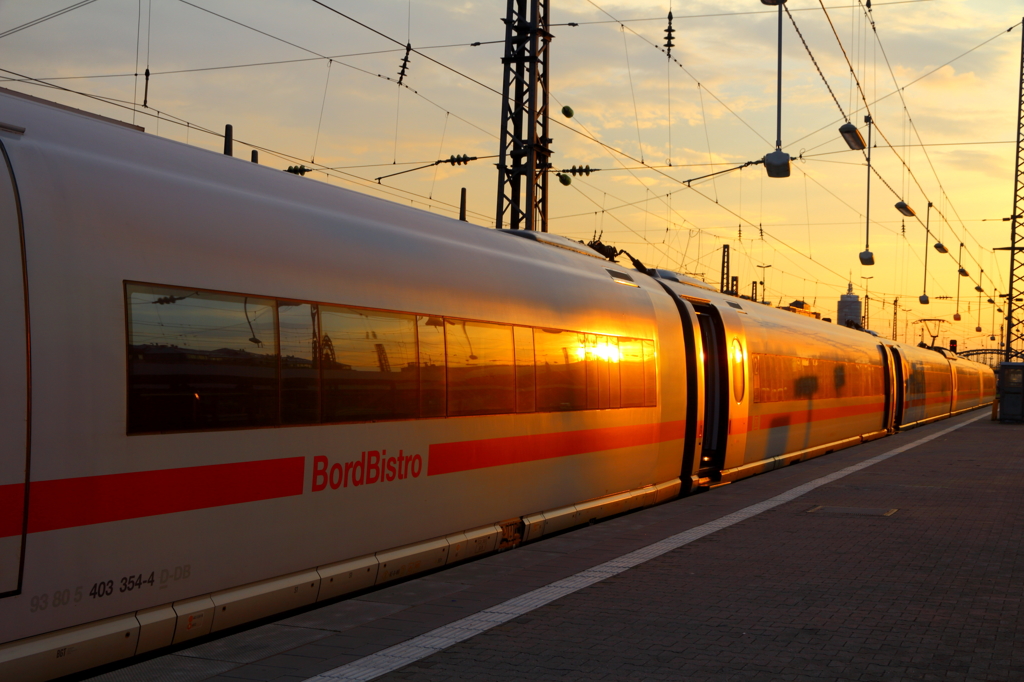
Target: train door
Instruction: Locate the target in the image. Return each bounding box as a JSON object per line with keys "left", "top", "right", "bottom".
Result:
{"left": 693, "top": 304, "right": 729, "bottom": 479}
{"left": 675, "top": 299, "right": 705, "bottom": 488}
{"left": 890, "top": 346, "right": 906, "bottom": 428}
{"left": 879, "top": 345, "right": 897, "bottom": 433}
{"left": 0, "top": 139, "right": 29, "bottom": 597}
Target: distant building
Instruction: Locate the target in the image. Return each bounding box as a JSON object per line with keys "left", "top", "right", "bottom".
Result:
{"left": 779, "top": 300, "right": 821, "bottom": 320}
{"left": 837, "top": 282, "right": 862, "bottom": 327}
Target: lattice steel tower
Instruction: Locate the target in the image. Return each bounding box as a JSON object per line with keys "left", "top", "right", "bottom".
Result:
{"left": 495, "top": 0, "right": 551, "bottom": 232}
{"left": 1005, "top": 20, "right": 1024, "bottom": 362}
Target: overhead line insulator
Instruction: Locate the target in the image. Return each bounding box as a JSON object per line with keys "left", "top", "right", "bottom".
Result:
{"left": 664, "top": 11, "right": 675, "bottom": 58}
{"left": 446, "top": 154, "right": 475, "bottom": 165}
{"left": 397, "top": 43, "right": 412, "bottom": 85}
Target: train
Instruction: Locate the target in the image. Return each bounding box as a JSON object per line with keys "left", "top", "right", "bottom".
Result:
{"left": 0, "top": 87, "right": 995, "bottom": 681}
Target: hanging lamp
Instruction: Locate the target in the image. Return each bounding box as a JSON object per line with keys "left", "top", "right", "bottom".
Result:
{"left": 859, "top": 115, "right": 875, "bottom": 266}
{"left": 763, "top": 0, "right": 791, "bottom": 177}
{"left": 920, "top": 202, "right": 932, "bottom": 304}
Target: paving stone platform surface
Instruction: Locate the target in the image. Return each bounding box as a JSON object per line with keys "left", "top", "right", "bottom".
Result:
{"left": 81, "top": 411, "right": 1024, "bottom": 682}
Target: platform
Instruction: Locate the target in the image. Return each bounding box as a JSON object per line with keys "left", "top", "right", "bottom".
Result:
{"left": 79, "top": 410, "right": 1024, "bottom": 682}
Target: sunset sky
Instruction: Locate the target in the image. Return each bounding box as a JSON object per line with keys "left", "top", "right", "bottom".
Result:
{"left": 3, "top": 0, "right": 1021, "bottom": 349}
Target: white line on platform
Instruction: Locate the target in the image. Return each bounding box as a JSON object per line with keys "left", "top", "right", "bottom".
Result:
{"left": 305, "top": 412, "right": 987, "bottom": 682}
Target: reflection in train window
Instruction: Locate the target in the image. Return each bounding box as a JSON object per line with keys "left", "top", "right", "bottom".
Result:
{"left": 446, "top": 320, "right": 515, "bottom": 416}
{"left": 619, "top": 338, "right": 645, "bottom": 407}
{"left": 126, "top": 284, "right": 278, "bottom": 433}
{"left": 514, "top": 326, "right": 536, "bottom": 413}
{"left": 418, "top": 316, "right": 446, "bottom": 417}
{"left": 955, "top": 365, "right": 981, "bottom": 399}
{"left": 125, "top": 282, "right": 658, "bottom": 433}
{"left": 751, "top": 354, "right": 885, "bottom": 403}
{"left": 320, "top": 307, "right": 418, "bottom": 422}
{"left": 643, "top": 339, "right": 658, "bottom": 407}
{"left": 535, "top": 329, "right": 588, "bottom": 411}
{"left": 279, "top": 302, "right": 319, "bottom": 424}
{"left": 585, "top": 335, "right": 608, "bottom": 409}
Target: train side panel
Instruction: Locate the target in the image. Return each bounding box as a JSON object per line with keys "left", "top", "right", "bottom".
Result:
{"left": 952, "top": 360, "right": 985, "bottom": 412}
{"left": 0, "top": 91, "right": 686, "bottom": 651}
{"left": 894, "top": 345, "right": 956, "bottom": 426}
{"left": 738, "top": 305, "right": 887, "bottom": 473}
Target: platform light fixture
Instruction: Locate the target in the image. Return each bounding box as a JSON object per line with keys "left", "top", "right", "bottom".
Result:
{"left": 895, "top": 201, "right": 916, "bottom": 217}
{"left": 839, "top": 122, "right": 867, "bottom": 150}
{"left": 859, "top": 115, "right": 875, "bottom": 266}
{"left": 934, "top": 242, "right": 949, "bottom": 254}
{"left": 976, "top": 279, "right": 984, "bottom": 332}
{"left": 762, "top": 0, "right": 791, "bottom": 178}
{"left": 953, "top": 243, "right": 966, "bottom": 322}
{"left": 920, "top": 202, "right": 932, "bottom": 304}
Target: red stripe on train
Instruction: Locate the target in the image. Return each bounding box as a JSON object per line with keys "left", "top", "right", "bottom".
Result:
{"left": 739, "top": 399, "right": 886, "bottom": 435}
{"left": 427, "top": 420, "right": 688, "bottom": 476}
{"left": 0, "top": 484, "right": 25, "bottom": 538}
{"left": 0, "top": 457, "right": 304, "bottom": 538}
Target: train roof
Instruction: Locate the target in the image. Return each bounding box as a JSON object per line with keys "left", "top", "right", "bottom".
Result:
{"left": 0, "top": 88, "right": 669, "bottom": 342}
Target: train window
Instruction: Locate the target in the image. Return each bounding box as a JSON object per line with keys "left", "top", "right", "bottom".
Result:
{"left": 607, "top": 336, "right": 621, "bottom": 409}
{"left": 731, "top": 339, "right": 745, "bottom": 403}
{"left": 585, "top": 334, "right": 618, "bottom": 410}
{"left": 126, "top": 284, "right": 278, "bottom": 433}
{"left": 320, "top": 307, "right": 418, "bottom": 422}
{"left": 446, "top": 320, "right": 515, "bottom": 416}
{"left": 619, "top": 338, "right": 645, "bottom": 407}
{"left": 751, "top": 354, "right": 885, "bottom": 403}
{"left": 514, "top": 326, "right": 536, "bottom": 413}
{"left": 279, "top": 302, "right": 320, "bottom": 424}
{"left": 418, "top": 317, "right": 446, "bottom": 417}
{"left": 643, "top": 339, "right": 658, "bottom": 407}
{"left": 126, "top": 283, "right": 660, "bottom": 431}
{"left": 536, "top": 329, "right": 588, "bottom": 411}
{"left": 585, "top": 335, "right": 602, "bottom": 409}
{"left": 955, "top": 365, "right": 981, "bottom": 398}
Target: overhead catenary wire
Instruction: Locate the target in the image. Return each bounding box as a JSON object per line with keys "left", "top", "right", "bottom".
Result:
{"left": 161, "top": 2, "right": 501, "bottom": 142}
{"left": 0, "top": 0, "right": 100, "bottom": 40}
{"left": 311, "top": 59, "right": 333, "bottom": 164}
{"left": 805, "top": 0, "right": 1007, "bottom": 295}
{"left": 866, "top": 8, "right": 1003, "bottom": 295}
{"left": 0, "top": 69, "right": 495, "bottom": 224}
{"left": 0, "top": 42, "right": 505, "bottom": 83}
{"left": 5, "top": 0, "right": 1003, "bottom": 306}
{"left": 547, "top": 0, "right": 934, "bottom": 26}
{"left": 621, "top": 25, "right": 644, "bottom": 163}
{"left": 857, "top": 0, "right": 1002, "bottom": 292}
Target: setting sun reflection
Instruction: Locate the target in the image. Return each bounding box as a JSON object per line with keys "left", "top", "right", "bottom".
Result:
{"left": 577, "top": 340, "right": 621, "bottom": 362}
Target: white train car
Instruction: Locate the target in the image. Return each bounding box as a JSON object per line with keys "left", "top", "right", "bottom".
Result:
{"left": 0, "top": 89, "right": 995, "bottom": 681}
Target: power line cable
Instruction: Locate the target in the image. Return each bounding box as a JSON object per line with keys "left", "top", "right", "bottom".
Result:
{"left": 308, "top": 0, "right": 501, "bottom": 96}
{"left": 858, "top": 0, "right": 1003, "bottom": 293}
{"left": 0, "top": 68, "right": 496, "bottom": 223}
{"left": 548, "top": 1, "right": 933, "bottom": 26}
{"left": 0, "top": 42, "right": 504, "bottom": 83}
{"left": 0, "top": 0, "right": 100, "bottom": 40}
{"left": 809, "top": 0, "right": 1007, "bottom": 295}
